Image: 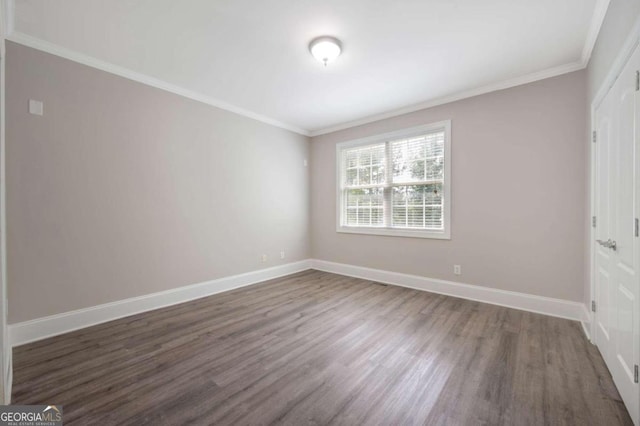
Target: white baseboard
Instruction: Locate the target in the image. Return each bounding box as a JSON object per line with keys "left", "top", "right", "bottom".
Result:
{"left": 581, "top": 321, "right": 592, "bottom": 342}
{"left": 9, "top": 260, "right": 312, "bottom": 347}
{"left": 10, "top": 258, "right": 590, "bottom": 347}
{"left": 580, "top": 304, "right": 593, "bottom": 342}
{"left": 310, "top": 259, "right": 589, "bottom": 323}
{"left": 4, "top": 358, "right": 10, "bottom": 404}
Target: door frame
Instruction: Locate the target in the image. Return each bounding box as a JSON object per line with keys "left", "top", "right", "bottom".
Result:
{"left": 0, "top": 0, "right": 8, "bottom": 404}
{"left": 589, "top": 16, "right": 640, "bottom": 424}
{"left": 590, "top": 17, "right": 640, "bottom": 341}
{"left": 0, "top": 0, "right": 9, "bottom": 405}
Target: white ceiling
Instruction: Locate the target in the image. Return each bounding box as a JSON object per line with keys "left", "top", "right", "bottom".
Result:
{"left": 9, "top": 0, "right": 606, "bottom": 135}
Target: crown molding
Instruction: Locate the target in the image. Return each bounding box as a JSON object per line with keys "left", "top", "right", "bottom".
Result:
{"left": 6, "top": 32, "right": 310, "bottom": 136}
{"left": 309, "top": 60, "right": 585, "bottom": 137}
{"left": 5, "top": 0, "right": 611, "bottom": 139}
{"left": 581, "top": 0, "right": 611, "bottom": 66}
{"left": 309, "top": 0, "right": 611, "bottom": 137}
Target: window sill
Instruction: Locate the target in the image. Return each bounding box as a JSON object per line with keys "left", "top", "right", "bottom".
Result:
{"left": 336, "top": 226, "right": 451, "bottom": 240}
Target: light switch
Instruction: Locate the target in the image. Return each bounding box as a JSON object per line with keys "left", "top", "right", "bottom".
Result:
{"left": 29, "top": 100, "right": 44, "bottom": 116}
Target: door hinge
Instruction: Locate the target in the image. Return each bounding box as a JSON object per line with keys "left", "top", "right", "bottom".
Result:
{"left": 592, "top": 216, "right": 597, "bottom": 228}
{"left": 592, "top": 130, "right": 597, "bottom": 143}
{"left": 635, "top": 218, "right": 639, "bottom": 237}
{"left": 636, "top": 70, "right": 640, "bottom": 91}
{"left": 591, "top": 300, "right": 596, "bottom": 312}
{"left": 635, "top": 365, "right": 639, "bottom": 383}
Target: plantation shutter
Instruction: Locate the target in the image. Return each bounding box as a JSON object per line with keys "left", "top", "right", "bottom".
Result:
{"left": 340, "top": 129, "right": 446, "bottom": 231}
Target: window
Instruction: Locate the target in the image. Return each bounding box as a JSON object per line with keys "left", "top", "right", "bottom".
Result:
{"left": 336, "top": 121, "right": 451, "bottom": 239}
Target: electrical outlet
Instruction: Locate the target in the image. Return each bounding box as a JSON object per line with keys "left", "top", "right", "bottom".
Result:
{"left": 453, "top": 265, "right": 462, "bottom": 275}
{"left": 29, "top": 99, "right": 44, "bottom": 116}
{"left": 280, "top": 250, "right": 285, "bottom": 259}
{"left": 261, "top": 254, "right": 268, "bottom": 263}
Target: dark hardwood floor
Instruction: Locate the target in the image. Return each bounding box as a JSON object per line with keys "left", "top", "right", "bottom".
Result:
{"left": 12, "top": 270, "right": 632, "bottom": 425}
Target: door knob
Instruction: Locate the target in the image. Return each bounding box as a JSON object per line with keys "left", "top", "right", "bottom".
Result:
{"left": 596, "top": 239, "right": 617, "bottom": 251}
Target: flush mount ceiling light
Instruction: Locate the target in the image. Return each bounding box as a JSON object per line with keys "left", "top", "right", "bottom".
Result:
{"left": 309, "top": 36, "right": 342, "bottom": 66}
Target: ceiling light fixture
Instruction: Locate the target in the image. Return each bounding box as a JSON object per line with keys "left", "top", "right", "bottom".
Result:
{"left": 309, "top": 36, "right": 342, "bottom": 66}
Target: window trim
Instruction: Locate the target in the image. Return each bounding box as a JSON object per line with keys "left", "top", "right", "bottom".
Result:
{"left": 335, "top": 120, "right": 451, "bottom": 240}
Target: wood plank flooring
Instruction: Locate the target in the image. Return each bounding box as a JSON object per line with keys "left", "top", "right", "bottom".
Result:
{"left": 12, "top": 270, "right": 632, "bottom": 425}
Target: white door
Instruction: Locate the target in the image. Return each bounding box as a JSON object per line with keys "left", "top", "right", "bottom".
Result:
{"left": 594, "top": 77, "right": 614, "bottom": 364}
{"left": 594, "top": 45, "right": 640, "bottom": 424}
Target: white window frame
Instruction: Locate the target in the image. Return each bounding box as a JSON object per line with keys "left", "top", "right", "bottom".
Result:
{"left": 335, "top": 121, "right": 451, "bottom": 239}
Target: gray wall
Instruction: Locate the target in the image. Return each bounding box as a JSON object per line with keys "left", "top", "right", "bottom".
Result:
{"left": 6, "top": 42, "right": 310, "bottom": 323}
{"left": 311, "top": 71, "right": 587, "bottom": 302}
{"left": 10, "top": 7, "right": 626, "bottom": 322}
